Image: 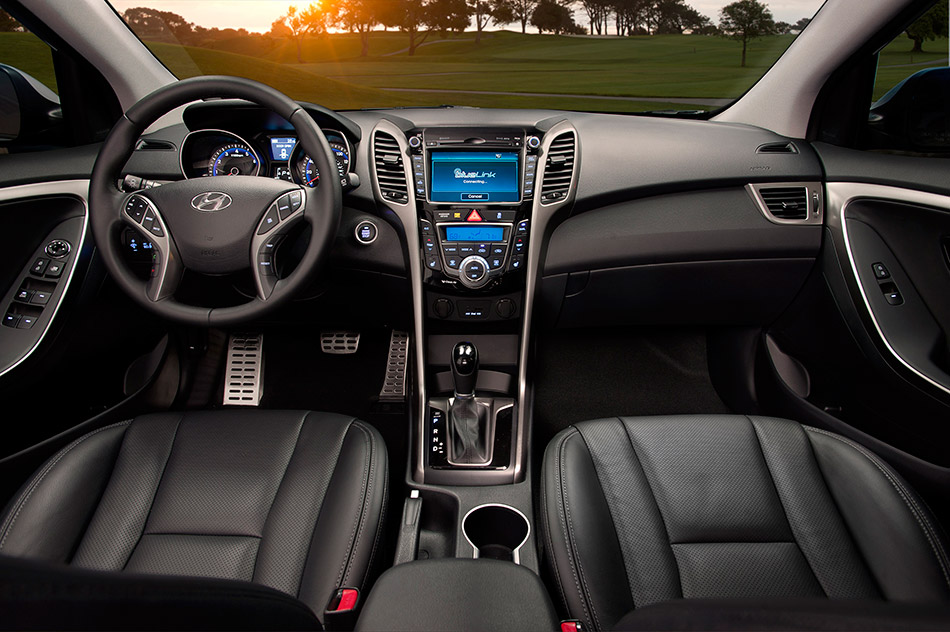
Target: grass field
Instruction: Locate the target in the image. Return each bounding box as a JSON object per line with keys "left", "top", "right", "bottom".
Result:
{"left": 1, "top": 29, "right": 946, "bottom": 112}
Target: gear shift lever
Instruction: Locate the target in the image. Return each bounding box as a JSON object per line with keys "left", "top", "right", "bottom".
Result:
{"left": 452, "top": 342, "right": 478, "bottom": 396}
{"left": 449, "top": 342, "right": 489, "bottom": 464}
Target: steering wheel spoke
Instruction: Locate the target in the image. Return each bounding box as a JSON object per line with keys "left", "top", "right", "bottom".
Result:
{"left": 250, "top": 187, "right": 307, "bottom": 301}
{"left": 123, "top": 194, "right": 182, "bottom": 302}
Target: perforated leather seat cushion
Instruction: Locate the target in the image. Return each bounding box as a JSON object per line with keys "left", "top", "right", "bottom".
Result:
{"left": 0, "top": 410, "right": 388, "bottom": 622}
{"left": 541, "top": 415, "right": 950, "bottom": 631}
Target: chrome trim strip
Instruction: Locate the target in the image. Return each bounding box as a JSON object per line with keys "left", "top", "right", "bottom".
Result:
{"left": 0, "top": 180, "right": 89, "bottom": 379}
{"left": 827, "top": 181, "right": 950, "bottom": 397}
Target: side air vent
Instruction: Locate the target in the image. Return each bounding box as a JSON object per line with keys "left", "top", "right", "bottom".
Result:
{"left": 373, "top": 131, "right": 409, "bottom": 204}
{"left": 760, "top": 187, "right": 809, "bottom": 220}
{"left": 756, "top": 142, "right": 798, "bottom": 154}
{"left": 747, "top": 183, "right": 822, "bottom": 225}
{"left": 540, "top": 132, "right": 576, "bottom": 204}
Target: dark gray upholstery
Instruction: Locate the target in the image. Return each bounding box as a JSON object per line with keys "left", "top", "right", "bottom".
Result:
{"left": 0, "top": 410, "right": 388, "bottom": 623}
{"left": 541, "top": 415, "right": 950, "bottom": 631}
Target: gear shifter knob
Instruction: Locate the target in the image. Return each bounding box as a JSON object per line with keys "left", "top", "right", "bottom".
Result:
{"left": 451, "top": 342, "right": 478, "bottom": 397}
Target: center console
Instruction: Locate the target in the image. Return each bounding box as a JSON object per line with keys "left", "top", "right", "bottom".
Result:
{"left": 406, "top": 127, "right": 543, "bottom": 486}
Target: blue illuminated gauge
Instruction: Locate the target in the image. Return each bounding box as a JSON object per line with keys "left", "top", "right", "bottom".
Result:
{"left": 208, "top": 143, "right": 260, "bottom": 177}
{"left": 295, "top": 143, "right": 350, "bottom": 188}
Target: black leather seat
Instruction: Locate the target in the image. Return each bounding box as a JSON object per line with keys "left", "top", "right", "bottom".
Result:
{"left": 541, "top": 415, "right": 950, "bottom": 631}
{"left": 0, "top": 410, "right": 387, "bottom": 628}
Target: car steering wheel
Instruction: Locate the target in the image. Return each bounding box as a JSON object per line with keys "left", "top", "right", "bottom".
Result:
{"left": 89, "top": 75, "right": 342, "bottom": 326}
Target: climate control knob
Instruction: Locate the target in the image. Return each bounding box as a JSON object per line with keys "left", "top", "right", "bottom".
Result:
{"left": 459, "top": 255, "right": 490, "bottom": 288}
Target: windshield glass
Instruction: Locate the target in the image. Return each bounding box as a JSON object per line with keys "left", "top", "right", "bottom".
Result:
{"left": 109, "top": 0, "right": 824, "bottom": 113}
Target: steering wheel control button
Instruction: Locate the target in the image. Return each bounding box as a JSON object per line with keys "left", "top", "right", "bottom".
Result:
{"left": 150, "top": 251, "right": 161, "bottom": 277}
{"left": 45, "top": 240, "right": 71, "bottom": 258}
{"left": 289, "top": 189, "right": 303, "bottom": 210}
{"left": 30, "top": 291, "right": 51, "bottom": 305}
{"left": 276, "top": 194, "right": 294, "bottom": 220}
{"left": 45, "top": 261, "right": 65, "bottom": 278}
{"left": 258, "top": 254, "right": 275, "bottom": 276}
{"left": 355, "top": 220, "right": 378, "bottom": 245}
{"left": 30, "top": 258, "right": 49, "bottom": 276}
{"left": 125, "top": 197, "right": 147, "bottom": 223}
{"left": 460, "top": 256, "right": 489, "bottom": 288}
{"left": 258, "top": 206, "right": 280, "bottom": 235}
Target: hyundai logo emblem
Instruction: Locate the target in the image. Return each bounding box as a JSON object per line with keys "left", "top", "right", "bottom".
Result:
{"left": 191, "top": 192, "right": 232, "bottom": 212}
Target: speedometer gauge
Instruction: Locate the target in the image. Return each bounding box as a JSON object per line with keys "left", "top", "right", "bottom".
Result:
{"left": 295, "top": 143, "right": 350, "bottom": 188}
{"left": 208, "top": 143, "right": 260, "bottom": 177}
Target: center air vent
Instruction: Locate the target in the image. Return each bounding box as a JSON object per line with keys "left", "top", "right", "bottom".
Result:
{"left": 540, "top": 132, "right": 576, "bottom": 204}
{"left": 373, "top": 131, "right": 409, "bottom": 204}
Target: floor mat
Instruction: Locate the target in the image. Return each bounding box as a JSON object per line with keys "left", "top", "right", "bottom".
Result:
{"left": 533, "top": 327, "right": 730, "bottom": 451}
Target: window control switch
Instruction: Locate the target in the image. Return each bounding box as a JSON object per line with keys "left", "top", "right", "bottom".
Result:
{"left": 15, "top": 289, "right": 32, "bottom": 303}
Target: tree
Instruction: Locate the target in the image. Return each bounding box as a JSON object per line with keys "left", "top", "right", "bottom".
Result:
{"left": 511, "top": 0, "right": 540, "bottom": 33}
{"left": 773, "top": 21, "right": 791, "bottom": 34}
{"left": 470, "top": 0, "right": 515, "bottom": 43}
{"left": 271, "top": 3, "right": 328, "bottom": 63}
{"left": 719, "top": 0, "right": 775, "bottom": 67}
{"left": 531, "top": 0, "right": 580, "bottom": 34}
{"left": 654, "top": 0, "right": 707, "bottom": 34}
{"left": 334, "top": 0, "right": 381, "bottom": 56}
{"left": 383, "top": 0, "right": 440, "bottom": 55}
{"left": 792, "top": 17, "right": 810, "bottom": 32}
{"left": 905, "top": 0, "right": 948, "bottom": 53}
{"left": 122, "top": 7, "right": 195, "bottom": 43}
{"left": 429, "top": 0, "right": 473, "bottom": 36}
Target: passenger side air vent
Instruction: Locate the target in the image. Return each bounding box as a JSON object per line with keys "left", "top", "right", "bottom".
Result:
{"left": 756, "top": 142, "right": 798, "bottom": 154}
{"left": 373, "top": 131, "right": 409, "bottom": 204}
{"left": 747, "top": 183, "right": 822, "bottom": 225}
{"left": 540, "top": 132, "right": 576, "bottom": 204}
{"left": 759, "top": 187, "right": 808, "bottom": 220}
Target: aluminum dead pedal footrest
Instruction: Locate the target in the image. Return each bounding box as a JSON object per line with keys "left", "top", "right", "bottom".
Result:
{"left": 379, "top": 330, "right": 409, "bottom": 401}
{"left": 223, "top": 333, "right": 263, "bottom": 406}
{"left": 321, "top": 331, "right": 361, "bottom": 354}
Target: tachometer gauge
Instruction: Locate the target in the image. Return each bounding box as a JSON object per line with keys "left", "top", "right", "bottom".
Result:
{"left": 208, "top": 143, "right": 260, "bottom": 177}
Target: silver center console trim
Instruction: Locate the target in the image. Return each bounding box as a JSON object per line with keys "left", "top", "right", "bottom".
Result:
{"left": 516, "top": 121, "right": 579, "bottom": 481}
{"left": 371, "top": 120, "right": 430, "bottom": 483}
{"left": 0, "top": 179, "right": 90, "bottom": 379}
{"left": 827, "top": 181, "right": 950, "bottom": 397}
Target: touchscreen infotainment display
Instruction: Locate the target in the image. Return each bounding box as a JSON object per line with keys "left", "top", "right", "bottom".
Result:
{"left": 430, "top": 152, "right": 520, "bottom": 203}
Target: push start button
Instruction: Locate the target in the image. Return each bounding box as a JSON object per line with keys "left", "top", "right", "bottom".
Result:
{"left": 354, "top": 220, "right": 378, "bottom": 245}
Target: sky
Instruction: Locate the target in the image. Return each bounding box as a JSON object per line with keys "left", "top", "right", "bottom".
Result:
{"left": 109, "top": 0, "right": 826, "bottom": 33}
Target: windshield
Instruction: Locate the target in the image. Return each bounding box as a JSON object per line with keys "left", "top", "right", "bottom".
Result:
{"left": 109, "top": 0, "right": 824, "bottom": 114}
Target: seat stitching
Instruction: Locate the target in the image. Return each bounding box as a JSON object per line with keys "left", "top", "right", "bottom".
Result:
{"left": 747, "top": 417, "right": 828, "bottom": 596}
{"left": 342, "top": 421, "right": 379, "bottom": 587}
{"left": 620, "top": 417, "right": 683, "bottom": 599}
{"left": 121, "top": 412, "right": 185, "bottom": 569}
{"left": 806, "top": 426, "right": 950, "bottom": 591}
{"left": 251, "top": 412, "right": 308, "bottom": 584}
{"left": 555, "top": 427, "right": 594, "bottom": 628}
{"left": 563, "top": 427, "right": 602, "bottom": 631}
{"left": 337, "top": 420, "right": 371, "bottom": 588}
{"left": 0, "top": 420, "right": 132, "bottom": 551}
{"left": 293, "top": 413, "right": 348, "bottom": 598}
{"left": 540, "top": 451, "right": 571, "bottom": 617}
{"left": 358, "top": 423, "right": 388, "bottom": 590}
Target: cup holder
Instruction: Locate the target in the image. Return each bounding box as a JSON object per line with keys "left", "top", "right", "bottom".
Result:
{"left": 461, "top": 504, "right": 530, "bottom": 564}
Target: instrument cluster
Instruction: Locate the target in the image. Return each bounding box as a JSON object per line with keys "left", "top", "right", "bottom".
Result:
{"left": 180, "top": 129, "right": 353, "bottom": 190}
